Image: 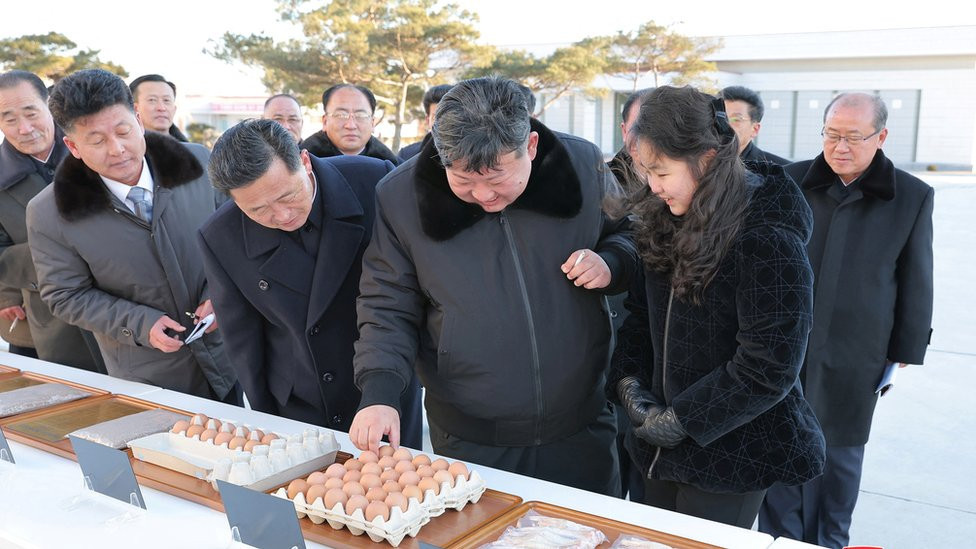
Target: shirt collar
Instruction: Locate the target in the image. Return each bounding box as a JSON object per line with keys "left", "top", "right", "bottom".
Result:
{"left": 100, "top": 158, "right": 154, "bottom": 206}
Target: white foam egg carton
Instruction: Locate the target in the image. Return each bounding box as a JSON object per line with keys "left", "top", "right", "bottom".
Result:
{"left": 272, "top": 470, "right": 487, "bottom": 547}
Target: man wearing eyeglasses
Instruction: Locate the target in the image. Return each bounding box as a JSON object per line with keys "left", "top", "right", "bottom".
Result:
{"left": 758, "top": 92, "right": 933, "bottom": 549}
{"left": 719, "top": 86, "right": 790, "bottom": 166}
{"left": 300, "top": 84, "right": 399, "bottom": 165}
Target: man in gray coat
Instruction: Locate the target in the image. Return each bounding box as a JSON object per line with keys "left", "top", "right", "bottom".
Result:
{"left": 26, "top": 69, "right": 240, "bottom": 403}
{"left": 0, "top": 70, "right": 103, "bottom": 371}
{"left": 349, "top": 77, "right": 637, "bottom": 496}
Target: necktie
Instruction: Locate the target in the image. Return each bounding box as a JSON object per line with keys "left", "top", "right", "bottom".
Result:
{"left": 127, "top": 186, "right": 153, "bottom": 224}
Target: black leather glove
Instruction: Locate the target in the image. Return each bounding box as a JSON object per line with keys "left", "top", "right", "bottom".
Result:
{"left": 634, "top": 406, "right": 687, "bottom": 449}
{"left": 616, "top": 376, "right": 661, "bottom": 427}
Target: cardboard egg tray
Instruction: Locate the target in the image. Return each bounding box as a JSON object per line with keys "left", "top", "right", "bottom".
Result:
{"left": 273, "top": 470, "right": 487, "bottom": 547}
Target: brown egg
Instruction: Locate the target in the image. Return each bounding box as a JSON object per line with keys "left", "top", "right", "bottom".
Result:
{"left": 261, "top": 433, "right": 278, "bottom": 444}
{"left": 360, "top": 462, "right": 383, "bottom": 476}
{"left": 219, "top": 422, "right": 236, "bottom": 433}
{"left": 365, "top": 486, "right": 387, "bottom": 502}
{"left": 248, "top": 429, "right": 264, "bottom": 441}
{"left": 190, "top": 413, "right": 208, "bottom": 426}
{"left": 448, "top": 461, "right": 469, "bottom": 480}
{"left": 228, "top": 436, "right": 246, "bottom": 450}
{"left": 416, "top": 465, "right": 435, "bottom": 478}
{"left": 345, "top": 494, "right": 369, "bottom": 516}
{"left": 411, "top": 454, "right": 432, "bottom": 467}
{"left": 200, "top": 429, "right": 218, "bottom": 442}
{"left": 433, "top": 469, "right": 455, "bottom": 489}
{"left": 385, "top": 492, "right": 408, "bottom": 512}
{"left": 306, "top": 471, "right": 328, "bottom": 485}
{"left": 287, "top": 479, "right": 308, "bottom": 499}
{"left": 377, "top": 445, "right": 395, "bottom": 458}
{"left": 418, "top": 477, "right": 440, "bottom": 496}
{"left": 324, "top": 488, "right": 347, "bottom": 510}
{"left": 358, "top": 450, "right": 378, "bottom": 463}
{"left": 343, "top": 459, "right": 364, "bottom": 471}
{"left": 324, "top": 463, "right": 346, "bottom": 479}
{"left": 402, "top": 484, "right": 424, "bottom": 503}
{"left": 364, "top": 500, "right": 390, "bottom": 522}
{"left": 205, "top": 418, "right": 221, "bottom": 431}
{"left": 430, "top": 458, "right": 449, "bottom": 471}
{"left": 214, "top": 432, "right": 234, "bottom": 446}
{"left": 342, "top": 481, "right": 366, "bottom": 497}
{"left": 171, "top": 420, "right": 189, "bottom": 434}
{"left": 243, "top": 439, "right": 260, "bottom": 452}
{"left": 306, "top": 484, "right": 327, "bottom": 505}
{"left": 380, "top": 468, "right": 400, "bottom": 483}
{"left": 324, "top": 477, "right": 344, "bottom": 490}
{"left": 398, "top": 470, "right": 421, "bottom": 488}
{"left": 359, "top": 473, "right": 382, "bottom": 489}
{"left": 185, "top": 425, "right": 205, "bottom": 438}
{"left": 393, "top": 460, "right": 416, "bottom": 474}
{"left": 392, "top": 447, "right": 412, "bottom": 461}
{"left": 341, "top": 470, "right": 362, "bottom": 483}
{"left": 382, "top": 480, "right": 401, "bottom": 493}
{"left": 377, "top": 456, "right": 397, "bottom": 470}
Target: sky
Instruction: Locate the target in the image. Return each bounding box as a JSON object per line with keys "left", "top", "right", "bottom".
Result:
{"left": 2, "top": 0, "right": 974, "bottom": 97}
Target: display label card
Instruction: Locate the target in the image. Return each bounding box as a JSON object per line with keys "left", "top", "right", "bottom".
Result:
{"left": 217, "top": 479, "right": 307, "bottom": 549}
{"left": 69, "top": 435, "right": 145, "bottom": 509}
{"left": 0, "top": 426, "right": 13, "bottom": 464}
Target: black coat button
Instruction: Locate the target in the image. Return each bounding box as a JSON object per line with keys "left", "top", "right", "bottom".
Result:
{"left": 258, "top": 279, "right": 269, "bottom": 291}
{"left": 331, "top": 414, "right": 342, "bottom": 425}
{"left": 322, "top": 372, "right": 335, "bottom": 383}
{"left": 309, "top": 325, "right": 320, "bottom": 336}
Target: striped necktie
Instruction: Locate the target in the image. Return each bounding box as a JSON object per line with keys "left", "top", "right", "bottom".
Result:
{"left": 127, "top": 186, "right": 153, "bottom": 224}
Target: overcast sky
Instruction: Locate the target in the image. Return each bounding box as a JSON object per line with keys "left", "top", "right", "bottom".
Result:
{"left": 2, "top": 0, "right": 974, "bottom": 96}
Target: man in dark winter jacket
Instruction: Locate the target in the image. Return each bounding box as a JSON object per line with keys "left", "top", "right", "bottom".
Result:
{"left": 349, "top": 77, "right": 637, "bottom": 496}
{"left": 759, "top": 92, "right": 934, "bottom": 549}
{"left": 300, "top": 84, "right": 398, "bottom": 165}
{"left": 397, "top": 84, "right": 452, "bottom": 163}
{"left": 720, "top": 85, "right": 790, "bottom": 166}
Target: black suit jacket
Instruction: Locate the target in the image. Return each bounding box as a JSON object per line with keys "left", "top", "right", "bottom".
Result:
{"left": 199, "top": 154, "right": 394, "bottom": 431}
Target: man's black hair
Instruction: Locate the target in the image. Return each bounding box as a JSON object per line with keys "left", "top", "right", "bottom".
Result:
{"left": 49, "top": 69, "right": 133, "bottom": 131}
{"left": 719, "top": 85, "right": 764, "bottom": 122}
{"left": 422, "top": 84, "right": 453, "bottom": 116}
{"left": 129, "top": 74, "right": 177, "bottom": 99}
{"left": 321, "top": 84, "right": 377, "bottom": 113}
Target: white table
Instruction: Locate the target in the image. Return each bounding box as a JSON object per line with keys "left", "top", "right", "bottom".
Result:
{"left": 0, "top": 353, "right": 779, "bottom": 549}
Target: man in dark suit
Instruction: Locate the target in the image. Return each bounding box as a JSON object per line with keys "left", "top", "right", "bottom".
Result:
{"left": 720, "top": 85, "right": 790, "bottom": 166}
{"left": 199, "top": 119, "right": 422, "bottom": 445}
{"left": 758, "top": 92, "right": 933, "bottom": 548}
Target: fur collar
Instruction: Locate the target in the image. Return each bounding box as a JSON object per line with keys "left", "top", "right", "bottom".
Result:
{"left": 798, "top": 149, "right": 895, "bottom": 201}
{"left": 54, "top": 132, "right": 203, "bottom": 220}
{"left": 414, "top": 118, "right": 583, "bottom": 241}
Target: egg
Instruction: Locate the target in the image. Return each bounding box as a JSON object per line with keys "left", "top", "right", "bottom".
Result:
{"left": 190, "top": 413, "right": 208, "bottom": 426}
{"left": 393, "top": 460, "right": 416, "bottom": 474}
{"left": 448, "top": 461, "right": 470, "bottom": 480}
{"left": 377, "top": 456, "right": 397, "bottom": 470}
{"left": 361, "top": 462, "right": 383, "bottom": 476}
{"left": 398, "top": 470, "right": 421, "bottom": 488}
{"left": 200, "top": 429, "right": 218, "bottom": 442}
{"left": 433, "top": 469, "right": 455, "bottom": 488}
{"left": 430, "top": 458, "right": 449, "bottom": 471}
{"left": 324, "top": 477, "right": 344, "bottom": 490}
{"left": 416, "top": 465, "right": 435, "bottom": 478}
{"left": 228, "top": 436, "right": 246, "bottom": 450}
{"left": 287, "top": 479, "right": 308, "bottom": 499}
{"left": 418, "top": 477, "right": 440, "bottom": 496}
{"left": 365, "top": 486, "right": 387, "bottom": 502}
{"left": 380, "top": 469, "right": 400, "bottom": 483}
{"left": 359, "top": 473, "right": 382, "bottom": 489}
{"left": 343, "top": 459, "right": 364, "bottom": 472}
{"left": 205, "top": 418, "right": 221, "bottom": 431}
{"left": 248, "top": 429, "right": 264, "bottom": 441}
{"left": 171, "top": 420, "right": 189, "bottom": 434}
{"left": 214, "top": 432, "right": 234, "bottom": 446}
{"left": 185, "top": 425, "right": 205, "bottom": 438}
{"left": 402, "top": 484, "right": 424, "bottom": 503}
{"left": 306, "top": 484, "right": 327, "bottom": 505}
{"left": 341, "top": 470, "right": 362, "bottom": 483}
{"left": 233, "top": 426, "right": 249, "bottom": 438}
{"left": 342, "top": 481, "right": 366, "bottom": 497}
{"left": 324, "top": 488, "right": 347, "bottom": 510}
{"left": 382, "top": 480, "right": 401, "bottom": 493}
{"left": 324, "top": 463, "right": 346, "bottom": 479}
{"left": 364, "top": 500, "right": 390, "bottom": 522}
{"left": 306, "top": 471, "right": 328, "bottom": 485}
{"left": 377, "top": 445, "right": 395, "bottom": 458}
{"left": 345, "top": 494, "right": 369, "bottom": 516}
{"left": 261, "top": 433, "right": 278, "bottom": 444}
{"left": 392, "top": 447, "right": 412, "bottom": 461}
{"left": 358, "top": 450, "right": 379, "bottom": 463}
{"left": 411, "top": 454, "right": 432, "bottom": 467}
{"left": 385, "top": 492, "right": 408, "bottom": 512}
{"left": 219, "top": 422, "right": 236, "bottom": 433}
{"left": 243, "top": 439, "right": 260, "bottom": 451}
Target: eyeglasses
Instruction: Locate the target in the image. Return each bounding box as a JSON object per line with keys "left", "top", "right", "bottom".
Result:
{"left": 728, "top": 115, "right": 751, "bottom": 124}
{"left": 821, "top": 128, "right": 882, "bottom": 146}
{"left": 326, "top": 111, "right": 373, "bottom": 123}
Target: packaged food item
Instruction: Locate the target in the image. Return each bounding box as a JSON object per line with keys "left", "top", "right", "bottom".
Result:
{"left": 610, "top": 533, "right": 676, "bottom": 549}
{"left": 0, "top": 383, "right": 88, "bottom": 417}
{"left": 69, "top": 408, "right": 188, "bottom": 449}
{"left": 479, "top": 511, "right": 608, "bottom": 549}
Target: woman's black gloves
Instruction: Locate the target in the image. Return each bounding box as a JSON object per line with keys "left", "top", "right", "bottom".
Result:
{"left": 616, "top": 376, "right": 687, "bottom": 449}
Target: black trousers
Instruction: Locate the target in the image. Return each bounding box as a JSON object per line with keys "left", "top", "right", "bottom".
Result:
{"left": 643, "top": 478, "right": 767, "bottom": 530}
{"left": 758, "top": 445, "right": 865, "bottom": 549}
{"left": 428, "top": 404, "right": 621, "bottom": 497}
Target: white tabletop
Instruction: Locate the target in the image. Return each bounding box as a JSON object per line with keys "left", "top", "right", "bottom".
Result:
{"left": 1, "top": 352, "right": 162, "bottom": 399}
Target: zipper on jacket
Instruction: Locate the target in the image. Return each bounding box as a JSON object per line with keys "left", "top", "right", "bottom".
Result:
{"left": 647, "top": 287, "right": 675, "bottom": 478}
{"left": 499, "top": 212, "right": 544, "bottom": 445}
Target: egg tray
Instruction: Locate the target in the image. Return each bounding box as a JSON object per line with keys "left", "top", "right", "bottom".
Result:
{"left": 272, "top": 470, "right": 488, "bottom": 547}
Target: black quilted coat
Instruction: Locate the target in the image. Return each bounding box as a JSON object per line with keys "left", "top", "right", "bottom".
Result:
{"left": 609, "top": 164, "right": 826, "bottom": 494}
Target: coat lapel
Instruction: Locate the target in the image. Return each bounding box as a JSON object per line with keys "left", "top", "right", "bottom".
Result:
{"left": 242, "top": 218, "right": 315, "bottom": 296}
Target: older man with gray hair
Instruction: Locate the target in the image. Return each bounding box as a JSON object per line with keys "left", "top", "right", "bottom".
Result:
{"left": 349, "top": 76, "right": 637, "bottom": 496}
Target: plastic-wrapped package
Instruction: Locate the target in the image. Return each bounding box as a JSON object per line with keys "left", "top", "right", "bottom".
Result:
{"left": 0, "top": 383, "right": 88, "bottom": 417}
{"left": 610, "top": 533, "right": 676, "bottom": 548}
{"left": 69, "top": 408, "right": 189, "bottom": 449}
{"left": 479, "top": 511, "right": 608, "bottom": 549}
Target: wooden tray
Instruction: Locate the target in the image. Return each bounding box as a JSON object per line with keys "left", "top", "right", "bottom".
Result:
{"left": 0, "top": 364, "right": 18, "bottom": 373}
{"left": 449, "top": 500, "right": 722, "bottom": 549}
{"left": 0, "top": 371, "right": 108, "bottom": 417}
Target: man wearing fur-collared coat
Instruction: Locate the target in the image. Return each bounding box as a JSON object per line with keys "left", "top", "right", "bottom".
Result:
{"left": 26, "top": 69, "right": 239, "bottom": 402}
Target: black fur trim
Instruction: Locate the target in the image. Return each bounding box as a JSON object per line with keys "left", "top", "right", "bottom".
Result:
{"left": 414, "top": 119, "right": 583, "bottom": 241}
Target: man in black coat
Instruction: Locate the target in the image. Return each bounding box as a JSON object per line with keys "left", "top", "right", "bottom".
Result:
{"left": 199, "top": 119, "right": 422, "bottom": 446}
{"left": 720, "top": 85, "right": 790, "bottom": 166}
{"left": 398, "top": 84, "right": 452, "bottom": 163}
{"left": 758, "top": 92, "right": 934, "bottom": 549}
{"left": 300, "top": 84, "right": 399, "bottom": 165}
